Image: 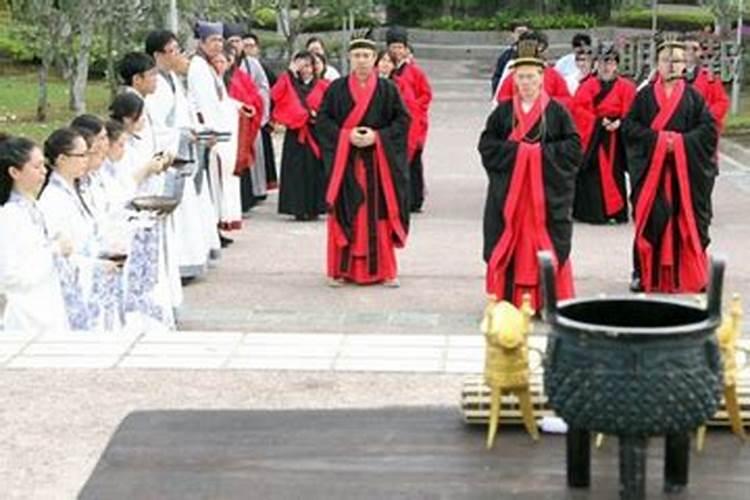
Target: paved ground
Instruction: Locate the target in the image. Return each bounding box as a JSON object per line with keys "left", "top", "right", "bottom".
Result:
{"left": 1, "top": 58, "right": 749, "bottom": 499}
{"left": 178, "top": 58, "right": 750, "bottom": 333}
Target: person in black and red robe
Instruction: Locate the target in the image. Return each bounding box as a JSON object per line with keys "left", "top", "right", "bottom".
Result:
{"left": 272, "top": 51, "right": 330, "bottom": 220}
{"left": 684, "top": 33, "right": 729, "bottom": 134}
{"left": 572, "top": 44, "right": 636, "bottom": 224}
{"left": 387, "top": 26, "right": 432, "bottom": 213}
{"left": 317, "top": 36, "right": 410, "bottom": 287}
{"left": 623, "top": 37, "right": 718, "bottom": 293}
{"left": 478, "top": 38, "right": 582, "bottom": 309}
{"left": 495, "top": 31, "right": 573, "bottom": 113}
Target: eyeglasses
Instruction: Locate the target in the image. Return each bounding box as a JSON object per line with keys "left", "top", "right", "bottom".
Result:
{"left": 65, "top": 152, "right": 88, "bottom": 158}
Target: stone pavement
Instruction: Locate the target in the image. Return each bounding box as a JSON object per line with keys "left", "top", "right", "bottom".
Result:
{"left": 177, "top": 58, "right": 750, "bottom": 334}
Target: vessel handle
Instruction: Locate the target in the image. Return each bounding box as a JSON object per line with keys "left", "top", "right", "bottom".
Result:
{"left": 706, "top": 255, "right": 726, "bottom": 321}
{"left": 538, "top": 251, "right": 558, "bottom": 324}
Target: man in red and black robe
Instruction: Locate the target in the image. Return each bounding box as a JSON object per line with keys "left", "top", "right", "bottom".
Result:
{"left": 479, "top": 39, "right": 582, "bottom": 309}
{"left": 684, "top": 34, "right": 729, "bottom": 134}
{"left": 272, "top": 51, "right": 330, "bottom": 220}
{"left": 387, "top": 26, "right": 432, "bottom": 213}
{"left": 623, "top": 39, "right": 718, "bottom": 293}
{"left": 317, "top": 37, "right": 411, "bottom": 287}
{"left": 572, "top": 45, "right": 636, "bottom": 224}
{"left": 495, "top": 31, "right": 572, "bottom": 113}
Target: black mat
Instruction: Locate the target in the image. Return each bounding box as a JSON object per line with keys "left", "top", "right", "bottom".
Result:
{"left": 79, "top": 408, "right": 750, "bottom": 500}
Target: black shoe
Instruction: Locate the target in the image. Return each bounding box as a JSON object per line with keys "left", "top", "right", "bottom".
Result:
{"left": 220, "top": 235, "right": 234, "bottom": 248}
{"left": 181, "top": 276, "right": 196, "bottom": 286}
{"left": 629, "top": 276, "right": 643, "bottom": 293}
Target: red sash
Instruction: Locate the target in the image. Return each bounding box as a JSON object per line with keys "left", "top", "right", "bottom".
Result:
{"left": 634, "top": 79, "right": 708, "bottom": 292}
{"left": 271, "top": 73, "right": 326, "bottom": 159}
{"left": 227, "top": 69, "right": 264, "bottom": 174}
{"left": 486, "top": 93, "right": 574, "bottom": 308}
{"left": 326, "top": 72, "right": 407, "bottom": 251}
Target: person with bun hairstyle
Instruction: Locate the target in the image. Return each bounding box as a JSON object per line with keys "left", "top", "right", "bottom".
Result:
{"left": 0, "top": 134, "right": 72, "bottom": 332}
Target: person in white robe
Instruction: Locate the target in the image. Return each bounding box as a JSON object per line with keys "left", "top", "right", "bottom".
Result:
{"left": 188, "top": 21, "right": 242, "bottom": 246}
{"left": 118, "top": 51, "right": 184, "bottom": 320}
{"left": 0, "top": 135, "right": 70, "bottom": 333}
{"left": 39, "top": 128, "right": 120, "bottom": 331}
{"left": 108, "top": 91, "right": 175, "bottom": 332}
{"left": 146, "top": 29, "right": 218, "bottom": 280}
{"left": 554, "top": 33, "right": 593, "bottom": 79}
{"left": 565, "top": 47, "right": 595, "bottom": 96}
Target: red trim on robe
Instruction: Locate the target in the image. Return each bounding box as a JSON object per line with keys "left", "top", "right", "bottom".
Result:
{"left": 271, "top": 72, "right": 329, "bottom": 159}
{"left": 486, "top": 92, "right": 575, "bottom": 309}
{"left": 392, "top": 62, "right": 432, "bottom": 162}
{"left": 633, "top": 78, "right": 708, "bottom": 293}
{"left": 572, "top": 76, "right": 636, "bottom": 216}
{"left": 690, "top": 67, "right": 729, "bottom": 133}
{"left": 227, "top": 69, "right": 264, "bottom": 175}
{"left": 326, "top": 72, "right": 407, "bottom": 282}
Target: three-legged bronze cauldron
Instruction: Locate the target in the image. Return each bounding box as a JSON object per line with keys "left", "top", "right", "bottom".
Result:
{"left": 538, "top": 252, "right": 725, "bottom": 500}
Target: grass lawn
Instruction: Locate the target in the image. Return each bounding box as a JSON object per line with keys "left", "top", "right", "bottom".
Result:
{"left": 0, "top": 69, "right": 110, "bottom": 143}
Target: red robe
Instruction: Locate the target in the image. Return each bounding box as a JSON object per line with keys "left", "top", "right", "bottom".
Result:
{"left": 496, "top": 67, "right": 573, "bottom": 112}
{"left": 479, "top": 93, "right": 578, "bottom": 309}
{"left": 632, "top": 79, "right": 710, "bottom": 293}
{"left": 392, "top": 62, "right": 432, "bottom": 162}
{"left": 321, "top": 73, "right": 410, "bottom": 284}
{"left": 271, "top": 71, "right": 330, "bottom": 159}
{"left": 572, "top": 75, "right": 636, "bottom": 221}
{"left": 227, "top": 68, "right": 264, "bottom": 176}
{"left": 688, "top": 67, "right": 729, "bottom": 133}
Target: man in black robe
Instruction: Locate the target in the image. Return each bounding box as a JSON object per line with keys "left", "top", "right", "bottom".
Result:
{"left": 623, "top": 37, "right": 718, "bottom": 293}
{"left": 478, "top": 37, "right": 582, "bottom": 309}
{"left": 316, "top": 36, "right": 411, "bottom": 287}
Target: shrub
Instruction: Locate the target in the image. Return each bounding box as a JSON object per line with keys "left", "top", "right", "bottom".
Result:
{"left": 419, "top": 12, "right": 596, "bottom": 32}
{"left": 612, "top": 9, "right": 715, "bottom": 32}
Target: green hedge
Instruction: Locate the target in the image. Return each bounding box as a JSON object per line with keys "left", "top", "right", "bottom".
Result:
{"left": 612, "top": 9, "right": 715, "bottom": 32}
{"left": 419, "top": 12, "right": 597, "bottom": 31}
{"left": 250, "top": 7, "right": 379, "bottom": 32}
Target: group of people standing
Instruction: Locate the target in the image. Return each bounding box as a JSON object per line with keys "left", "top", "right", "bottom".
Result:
{"left": 0, "top": 22, "right": 285, "bottom": 333}
{"left": 480, "top": 28, "right": 727, "bottom": 309}
{"left": 1, "top": 20, "right": 728, "bottom": 332}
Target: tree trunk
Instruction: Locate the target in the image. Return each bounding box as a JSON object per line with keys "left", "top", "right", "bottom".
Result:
{"left": 106, "top": 22, "right": 118, "bottom": 101}
{"left": 69, "top": 23, "right": 94, "bottom": 114}
{"left": 36, "top": 58, "right": 49, "bottom": 122}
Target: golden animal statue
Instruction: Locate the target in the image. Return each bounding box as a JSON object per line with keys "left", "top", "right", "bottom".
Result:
{"left": 697, "top": 293, "right": 747, "bottom": 451}
{"left": 482, "top": 293, "right": 539, "bottom": 449}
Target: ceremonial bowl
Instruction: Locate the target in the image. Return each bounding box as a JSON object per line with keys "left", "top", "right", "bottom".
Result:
{"left": 537, "top": 252, "right": 726, "bottom": 498}
{"left": 131, "top": 195, "right": 180, "bottom": 215}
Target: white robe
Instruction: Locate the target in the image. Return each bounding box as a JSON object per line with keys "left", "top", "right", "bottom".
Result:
{"left": 187, "top": 54, "right": 243, "bottom": 228}
{"left": 0, "top": 193, "right": 69, "bottom": 333}
{"left": 147, "top": 71, "right": 214, "bottom": 278}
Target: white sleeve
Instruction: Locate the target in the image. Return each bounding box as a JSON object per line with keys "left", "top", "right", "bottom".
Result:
{"left": 0, "top": 206, "right": 57, "bottom": 294}
{"left": 245, "top": 57, "right": 271, "bottom": 124}
{"left": 146, "top": 76, "right": 181, "bottom": 155}
{"left": 187, "top": 58, "right": 223, "bottom": 130}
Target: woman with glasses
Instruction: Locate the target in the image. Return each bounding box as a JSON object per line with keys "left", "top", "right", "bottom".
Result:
{"left": 38, "top": 128, "right": 121, "bottom": 330}
{"left": 0, "top": 133, "right": 71, "bottom": 332}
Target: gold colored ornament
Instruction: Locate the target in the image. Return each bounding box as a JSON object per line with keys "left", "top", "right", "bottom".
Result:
{"left": 482, "top": 293, "right": 540, "bottom": 449}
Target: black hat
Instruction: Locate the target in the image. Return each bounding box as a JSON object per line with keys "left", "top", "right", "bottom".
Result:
{"left": 598, "top": 43, "right": 620, "bottom": 62}
{"left": 223, "top": 22, "right": 245, "bottom": 39}
{"left": 386, "top": 26, "right": 408, "bottom": 46}
{"left": 511, "top": 38, "right": 545, "bottom": 69}
{"left": 194, "top": 21, "right": 223, "bottom": 40}
{"left": 349, "top": 28, "right": 377, "bottom": 52}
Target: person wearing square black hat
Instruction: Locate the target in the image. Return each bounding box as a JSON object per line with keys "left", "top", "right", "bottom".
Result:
{"left": 387, "top": 26, "right": 432, "bottom": 214}
{"left": 623, "top": 36, "right": 718, "bottom": 294}
{"left": 317, "top": 35, "right": 411, "bottom": 287}
{"left": 478, "top": 37, "right": 582, "bottom": 309}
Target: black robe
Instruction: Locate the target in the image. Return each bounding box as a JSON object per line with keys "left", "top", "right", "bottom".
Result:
{"left": 622, "top": 81, "right": 717, "bottom": 292}
{"left": 316, "top": 76, "right": 411, "bottom": 281}
{"left": 277, "top": 78, "right": 326, "bottom": 218}
{"left": 478, "top": 98, "right": 581, "bottom": 306}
